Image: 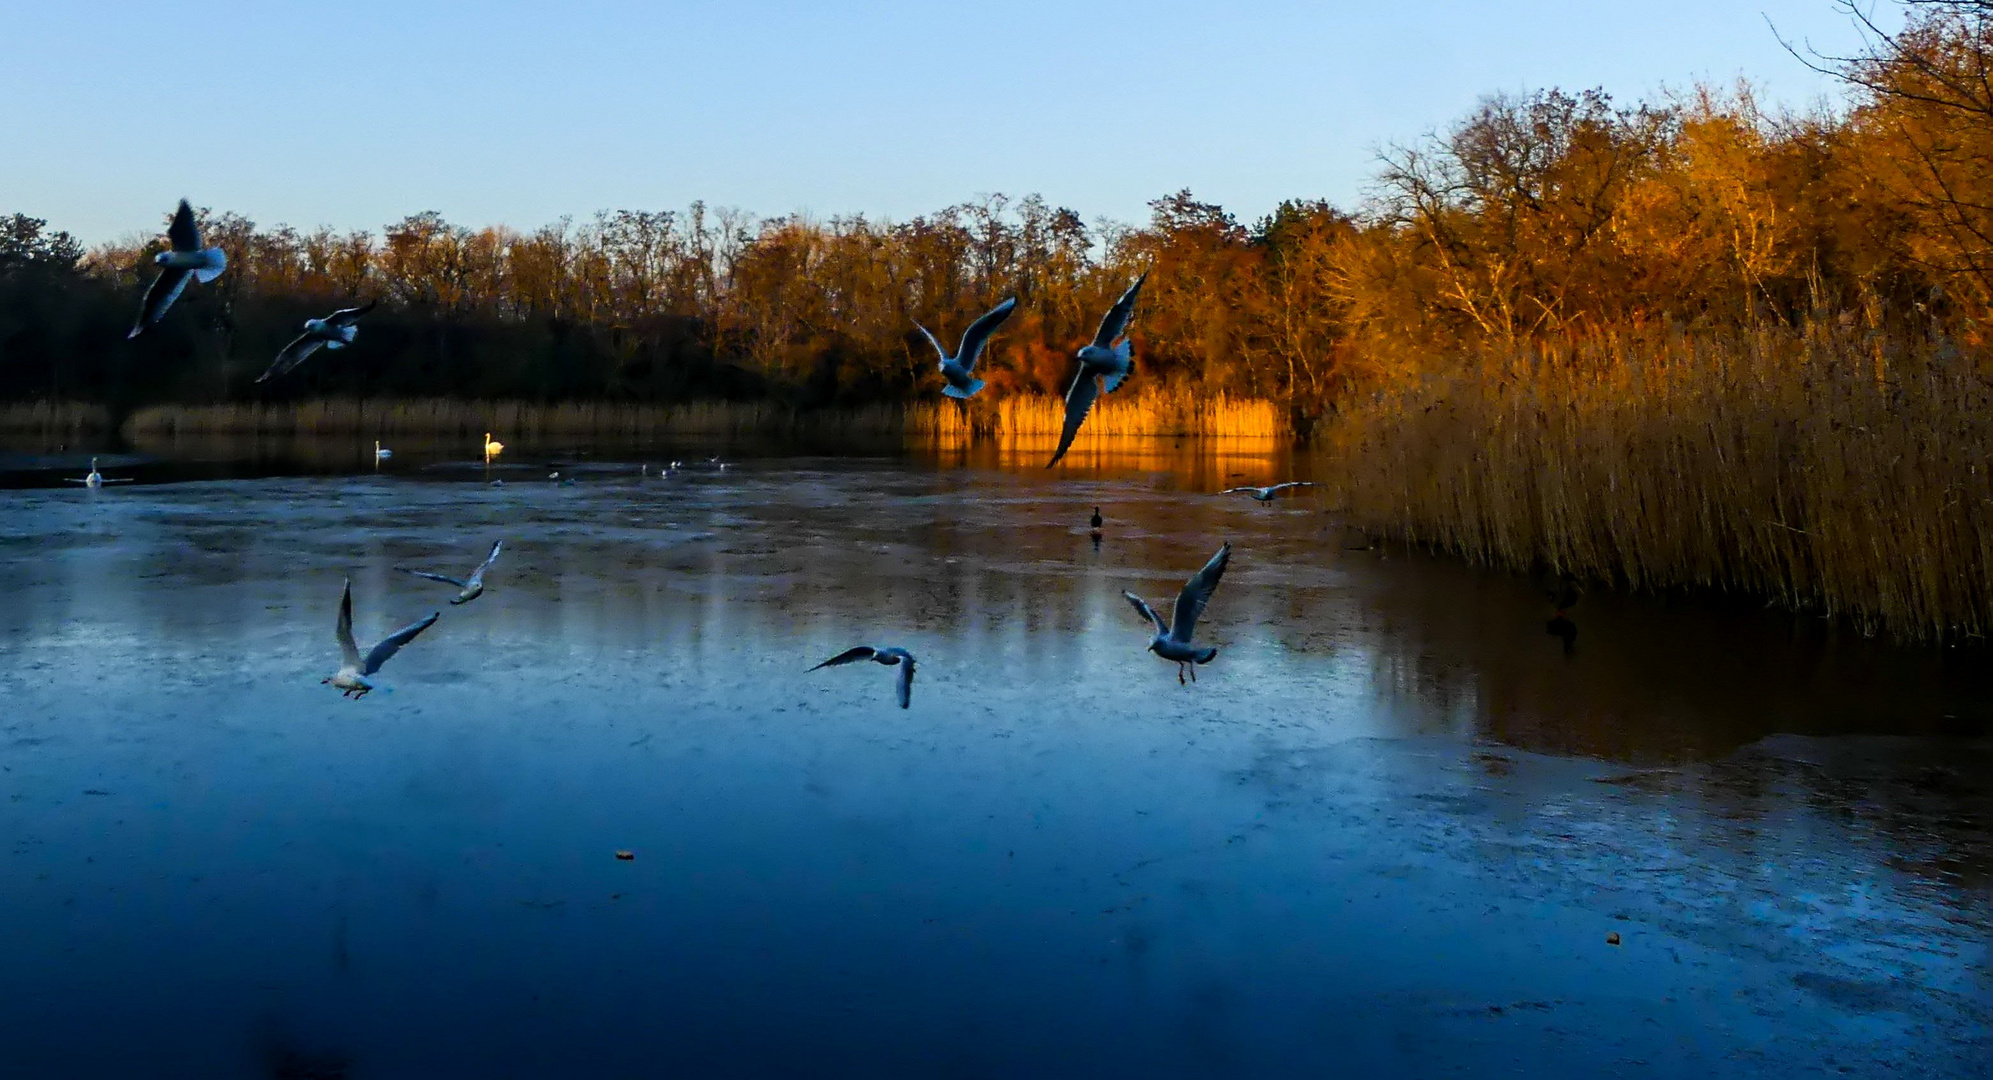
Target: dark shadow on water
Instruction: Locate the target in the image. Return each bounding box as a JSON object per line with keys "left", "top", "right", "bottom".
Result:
{"left": 1340, "top": 544, "right": 1993, "bottom": 762}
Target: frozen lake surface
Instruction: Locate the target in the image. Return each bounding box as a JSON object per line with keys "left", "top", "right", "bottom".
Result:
{"left": 2, "top": 450, "right": 1989, "bottom": 1077}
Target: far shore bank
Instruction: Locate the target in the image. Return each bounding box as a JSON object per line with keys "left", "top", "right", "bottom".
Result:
{"left": 8, "top": 342, "right": 1988, "bottom": 648}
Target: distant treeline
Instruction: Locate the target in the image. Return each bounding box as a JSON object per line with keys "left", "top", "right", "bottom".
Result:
{"left": 10, "top": 2, "right": 1993, "bottom": 640}
{"left": 5, "top": 5, "right": 1992, "bottom": 425}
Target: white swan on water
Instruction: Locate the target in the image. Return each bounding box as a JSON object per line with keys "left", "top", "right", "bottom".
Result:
{"left": 63, "top": 457, "right": 133, "bottom": 489}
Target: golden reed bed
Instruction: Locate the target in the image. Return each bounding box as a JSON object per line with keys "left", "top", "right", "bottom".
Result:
{"left": 121, "top": 398, "right": 905, "bottom": 440}
{"left": 1323, "top": 326, "right": 1993, "bottom": 642}
{"left": 113, "top": 391, "right": 1289, "bottom": 446}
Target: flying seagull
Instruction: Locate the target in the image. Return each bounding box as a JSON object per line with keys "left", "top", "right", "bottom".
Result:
{"left": 1222, "top": 481, "right": 1318, "bottom": 505}
{"left": 397, "top": 540, "right": 504, "bottom": 605}
{"left": 1048, "top": 272, "right": 1147, "bottom": 467}
{"left": 63, "top": 457, "right": 133, "bottom": 489}
{"left": 1123, "top": 541, "right": 1231, "bottom": 684}
{"left": 128, "top": 199, "right": 227, "bottom": 339}
{"left": 324, "top": 579, "right": 439, "bottom": 698}
{"left": 255, "top": 301, "right": 377, "bottom": 383}
{"left": 917, "top": 296, "right": 1017, "bottom": 400}
{"left": 810, "top": 645, "right": 917, "bottom": 709}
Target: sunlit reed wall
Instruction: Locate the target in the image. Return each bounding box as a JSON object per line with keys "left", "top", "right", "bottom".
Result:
{"left": 1325, "top": 325, "right": 1993, "bottom": 642}
{"left": 116, "top": 391, "right": 1291, "bottom": 447}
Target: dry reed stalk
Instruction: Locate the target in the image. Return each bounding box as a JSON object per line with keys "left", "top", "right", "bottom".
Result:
{"left": 1325, "top": 326, "right": 1993, "bottom": 641}
{"left": 0, "top": 401, "right": 112, "bottom": 434}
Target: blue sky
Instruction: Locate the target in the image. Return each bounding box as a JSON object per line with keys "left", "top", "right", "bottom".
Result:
{"left": 2, "top": 1, "right": 1887, "bottom": 243}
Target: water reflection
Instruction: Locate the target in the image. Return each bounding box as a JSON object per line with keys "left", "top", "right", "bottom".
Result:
{"left": 0, "top": 445, "right": 1986, "bottom": 1077}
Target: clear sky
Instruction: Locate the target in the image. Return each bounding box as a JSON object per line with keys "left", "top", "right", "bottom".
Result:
{"left": 2, "top": 1, "right": 1888, "bottom": 244}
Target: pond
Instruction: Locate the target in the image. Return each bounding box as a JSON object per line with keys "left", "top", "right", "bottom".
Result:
{"left": 1, "top": 439, "right": 1988, "bottom": 1077}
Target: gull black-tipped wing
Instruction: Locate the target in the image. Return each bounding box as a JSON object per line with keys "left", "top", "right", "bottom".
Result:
{"left": 257, "top": 334, "right": 326, "bottom": 383}
{"left": 129, "top": 266, "right": 190, "bottom": 338}
{"left": 397, "top": 568, "right": 468, "bottom": 588}
{"left": 1091, "top": 271, "right": 1148, "bottom": 349}
{"left": 336, "top": 580, "right": 362, "bottom": 670}
{"left": 465, "top": 540, "right": 504, "bottom": 586}
{"left": 1122, "top": 591, "right": 1168, "bottom": 635}
{"left": 954, "top": 296, "right": 1017, "bottom": 374}
{"left": 1169, "top": 542, "right": 1231, "bottom": 643}
{"left": 914, "top": 322, "right": 949, "bottom": 364}
{"left": 363, "top": 612, "right": 440, "bottom": 676}
{"left": 811, "top": 646, "right": 878, "bottom": 670}
{"left": 326, "top": 300, "right": 377, "bottom": 327}
{"left": 896, "top": 655, "right": 915, "bottom": 709}
{"left": 167, "top": 199, "right": 201, "bottom": 251}
{"left": 1046, "top": 367, "right": 1100, "bottom": 467}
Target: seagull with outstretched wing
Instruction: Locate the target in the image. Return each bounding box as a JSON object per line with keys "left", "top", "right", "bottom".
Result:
{"left": 917, "top": 296, "right": 1017, "bottom": 400}
{"left": 1221, "top": 481, "right": 1318, "bottom": 505}
{"left": 129, "top": 200, "right": 227, "bottom": 339}
{"left": 1048, "top": 272, "right": 1147, "bottom": 467}
{"left": 256, "top": 301, "right": 377, "bottom": 383}
{"left": 1123, "top": 541, "right": 1231, "bottom": 684}
{"left": 397, "top": 540, "right": 503, "bottom": 605}
{"left": 810, "top": 645, "right": 917, "bottom": 709}
{"left": 323, "top": 579, "right": 439, "bottom": 698}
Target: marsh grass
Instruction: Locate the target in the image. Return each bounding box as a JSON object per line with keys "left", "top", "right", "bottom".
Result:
{"left": 122, "top": 399, "right": 911, "bottom": 442}
{"left": 1324, "top": 326, "right": 1993, "bottom": 641}
{"left": 123, "top": 389, "right": 1289, "bottom": 447}
{"left": 0, "top": 401, "right": 111, "bottom": 435}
